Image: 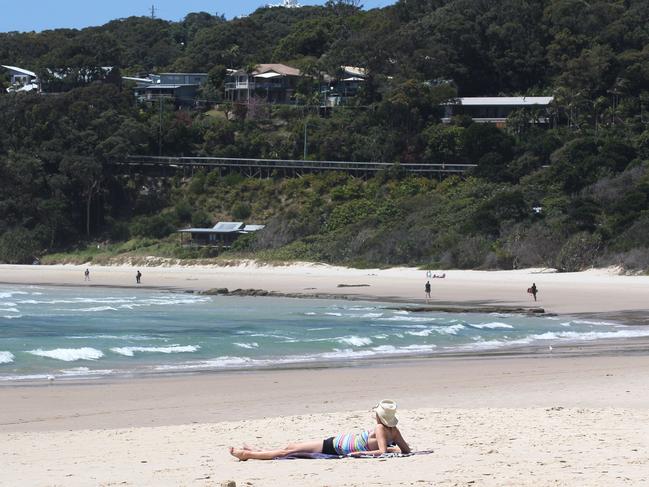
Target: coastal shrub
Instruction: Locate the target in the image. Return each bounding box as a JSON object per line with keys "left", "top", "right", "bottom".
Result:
{"left": 325, "top": 199, "right": 374, "bottom": 232}
{"left": 0, "top": 228, "right": 40, "bottom": 264}
{"left": 606, "top": 248, "right": 649, "bottom": 273}
{"left": 188, "top": 171, "right": 206, "bottom": 194}
{"left": 232, "top": 202, "right": 252, "bottom": 220}
{"left": 191, "top": 210, "right": 212, "bottom": 228}
{"left": 106, "top": 219, "right": 131, "bottom": 241}
{"left": 555, "top": 232, "right": 602, "bottom": 272}
{"left": 131, "top": 214, "right": 177, "bottom": 239}
{"left": 174, "top": 200, "right": 193, "bottom": 222}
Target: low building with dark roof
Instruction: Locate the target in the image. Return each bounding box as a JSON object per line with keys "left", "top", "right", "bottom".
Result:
{"left": 178, "top": 222, "right": 265, "bottom": 247}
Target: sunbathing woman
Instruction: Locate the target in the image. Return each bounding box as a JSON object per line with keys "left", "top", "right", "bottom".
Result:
{"left": 229, "top": 399, "right": 411, "bottom": 460}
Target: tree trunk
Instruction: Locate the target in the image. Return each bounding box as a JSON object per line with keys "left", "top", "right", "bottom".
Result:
{"left": 86, "top": 180, "right": 99, "bottom": 236}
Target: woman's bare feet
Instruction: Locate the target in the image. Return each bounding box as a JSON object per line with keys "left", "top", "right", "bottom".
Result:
{"left": 229, "top": 447, "right": 249, "bottom": 461}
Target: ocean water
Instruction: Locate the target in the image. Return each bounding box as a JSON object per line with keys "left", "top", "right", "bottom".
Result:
{"left": 1, "top": 285, "right": 647, "bottom": 382}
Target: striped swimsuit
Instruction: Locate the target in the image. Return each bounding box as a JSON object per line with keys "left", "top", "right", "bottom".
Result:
{"left": 332, "top": 430, "right": 371, "bottom": 455}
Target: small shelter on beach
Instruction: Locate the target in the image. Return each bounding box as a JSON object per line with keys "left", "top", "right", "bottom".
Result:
{"left": 178, "top": 221, "right": 265, "bottom": 247}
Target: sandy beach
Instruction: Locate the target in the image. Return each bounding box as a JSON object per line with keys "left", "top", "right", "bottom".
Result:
{"left": 2, "top": 354, "right": 649, "bottom": 486}
{"left": 1, "top": 262, "right": 649, "bottom": 317}
{"left": 1, "top": 263, "right": 649, "bottom": 486}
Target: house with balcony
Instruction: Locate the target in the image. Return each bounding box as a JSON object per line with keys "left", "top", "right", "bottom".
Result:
{"left": 1, "top": 65, "right": 39, "bottom": 93}
{"left": 321, "top": 66, "right": 367, "bottom": 107}
{"left": 124, "top": 72, "right": 209, "bottom": 105}
{"left": 442, "top": 96, "right": 554, "bottom": 127}
{"left": 224, "top": 64, "right": 301, "bottom": 104}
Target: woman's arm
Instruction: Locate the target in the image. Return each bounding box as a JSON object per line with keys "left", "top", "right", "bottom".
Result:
{"left": 391, "top": 427, "right": 411, "bottom": 454}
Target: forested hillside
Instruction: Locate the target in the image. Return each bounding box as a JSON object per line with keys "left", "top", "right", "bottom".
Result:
{"left": 1, "top": 0, "right": 648, "bottom": 271}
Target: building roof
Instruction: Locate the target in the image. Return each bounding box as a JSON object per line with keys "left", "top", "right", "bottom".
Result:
{"left": 143, "top": 84, "right": 188, "bottom": 90}
{"left": 254, "top": 63, "right": 300, "bottom": 77}
{"left": 123, "top": 76, "right": 153, "bottom": 83}
{"left": 452, "top": 96, "right": 554, "bottom": 106}
{"left": 254, "top": 72, "right": 283, "bottom": 79}
{"left": 178, "top": 222, "right": 265, "bottom": 234}
{"left": 341, "top": 66, "right": 367, "bottom": 77}
{"left": 1, "top": 65, "right": 37, "bottom": 77}
{"left": 159, "top": 72, "right": 208, "bottom": 76}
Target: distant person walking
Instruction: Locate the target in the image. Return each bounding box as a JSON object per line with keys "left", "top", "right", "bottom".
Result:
{"left": 136, "top": 270, "right": 142, "bottom": 284}
{"left": 84, "top": 268, "right": 90, "bottom": 281}
{"left": 528, "top": 283, "right": 538, "bottom": 302}
{"left": 425, "top": 281, "right": 431, "bottom": 302}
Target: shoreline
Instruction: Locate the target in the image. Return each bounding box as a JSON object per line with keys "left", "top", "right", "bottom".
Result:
{"left": 3, "top": 351, "right": 649, "bottom": 433}
{"left": 1, "top": 262, "right": 649, "bottom": 317}
{"left": 3, "top": 335, "right": 649, "bottom": 389}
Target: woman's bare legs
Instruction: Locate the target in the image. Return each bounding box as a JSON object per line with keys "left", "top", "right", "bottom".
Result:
{"left": 229, "top": 440, "right": 323, "bottom": 461}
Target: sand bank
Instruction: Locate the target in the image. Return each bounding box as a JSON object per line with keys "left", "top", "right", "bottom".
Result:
{"left": 1, "top": 262, "right": 648, "bottom": 316}
{"left": 2, "top": 354, "right": 649, "bottom": 486}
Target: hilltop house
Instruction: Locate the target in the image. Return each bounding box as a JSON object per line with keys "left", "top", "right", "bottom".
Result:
{"left": 178, "top": 221, "right": 265, "bottom": 247}
{"left": 321, "top": 66, "right": 367, "bottom": 107}
{"left": 442, "top": 96, "right": 554, "bottom": 127}
{"left": 1, "top": 65, "right": 39, "bottom": 93}
{"left": 124, "top": 72, "right": 209, "bottom": 105}
{"left": 2, "top": 65, "right": 120, "bottom": 93}
{"left": 224, "top": 64, "right": 301, "bottom": 104}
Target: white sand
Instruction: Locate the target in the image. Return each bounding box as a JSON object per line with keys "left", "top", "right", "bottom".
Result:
{"left": 2, "top": 355, "right": 649, "bottom": 486}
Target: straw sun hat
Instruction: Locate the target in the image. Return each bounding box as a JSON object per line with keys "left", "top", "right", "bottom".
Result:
{"left": 373, "top": 399, "right": 398, "bottom": 427}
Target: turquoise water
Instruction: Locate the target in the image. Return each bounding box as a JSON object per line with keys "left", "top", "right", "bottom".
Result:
{"left": 1, "top": 285, "right": 647, "bottom": 381}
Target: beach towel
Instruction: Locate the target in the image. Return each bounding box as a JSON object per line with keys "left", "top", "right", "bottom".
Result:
{"left": 275, "top": 450, "right": 434, "bottom": 460}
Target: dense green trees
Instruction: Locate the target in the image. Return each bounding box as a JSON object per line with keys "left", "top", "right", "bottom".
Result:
{"left": 0, "top": 1, "right": 648, "bottom": 270}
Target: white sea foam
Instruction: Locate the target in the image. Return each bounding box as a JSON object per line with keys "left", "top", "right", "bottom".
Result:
{"left": 406, "top": 329, "right": 436, "bottom": 337}
{"left": 372, "top": 334, "right": 389, "bottom": 339}
{"left": 304, "top": 312, "right": 317, "bottom": 315}
{"left": 0, "top": 307, "right": 20, "bottom": 313}
{"left": 59, "top": 367, "right": 114, "bottom": 377}
{"left": 233, "top": 342, "right": 259, "bottom": 349}
{"left": 321, "top": 348, "right": 377, "bottom": 359}
{"left": 435, "top": 324, "right": 466, "bottom": 335}
{"left": 470, "top": 322, "right": 514, "bottom": 330}
{"left": 27, "top": 347, "right": 104, "bottom": 361}
{"left": 531, "top": 329, "right": 649, "bottom": 341}
{"left": 154, "top": 356, "right": 255, "bottom": 371}
{"left": 67, "top": 306, "right": 118, "bottom": 312}
{"left": 379, "top": 316, "right": 440, "bottom": 323}
{"left": 325, "top": 312, "right": 342, "bottom": 317}
{"left": 0, "top": 291, "right": 28, "bottom": 299}
{"left": 110, "top": 345, "right": 199, "bottom": 357}
{"left": 570, "top": 319, "right": 620, "bottom": 326}
{"left": 0, "top": 351, "right": 15, "bottom": 364}
{"left": 361, "top": 312, "right": 384, "bottom": 318}
{"left": 337, "top": 336, "right": 373, "bottom": 346}
{"left": 68, "top": 334, "right": 165, "bottom": 341}
{"left": 2, "top": 314, "right": 22, "bottom": 319}
{"left": 306, "top": 327, "right": 332, "bottom": 331}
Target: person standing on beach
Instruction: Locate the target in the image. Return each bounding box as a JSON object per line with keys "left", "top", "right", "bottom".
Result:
{"left": 530, "top": 283, "right": 538, "bottom": 301}
{"left": 425, "top": 281, "right": 431, "bottom": 302}
{"left": 136, "top": 270, "right": 142, "bottom": 284}
{"left": 84, "top": 269, "right": 90, "bottom": 281}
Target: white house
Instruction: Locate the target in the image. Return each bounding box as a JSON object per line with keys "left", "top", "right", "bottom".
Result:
{"left": 1, "top": 65, "right": 39, "bottom": 93}
{"left": 442, "top": 96, "right": 554, "bottom": 126}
